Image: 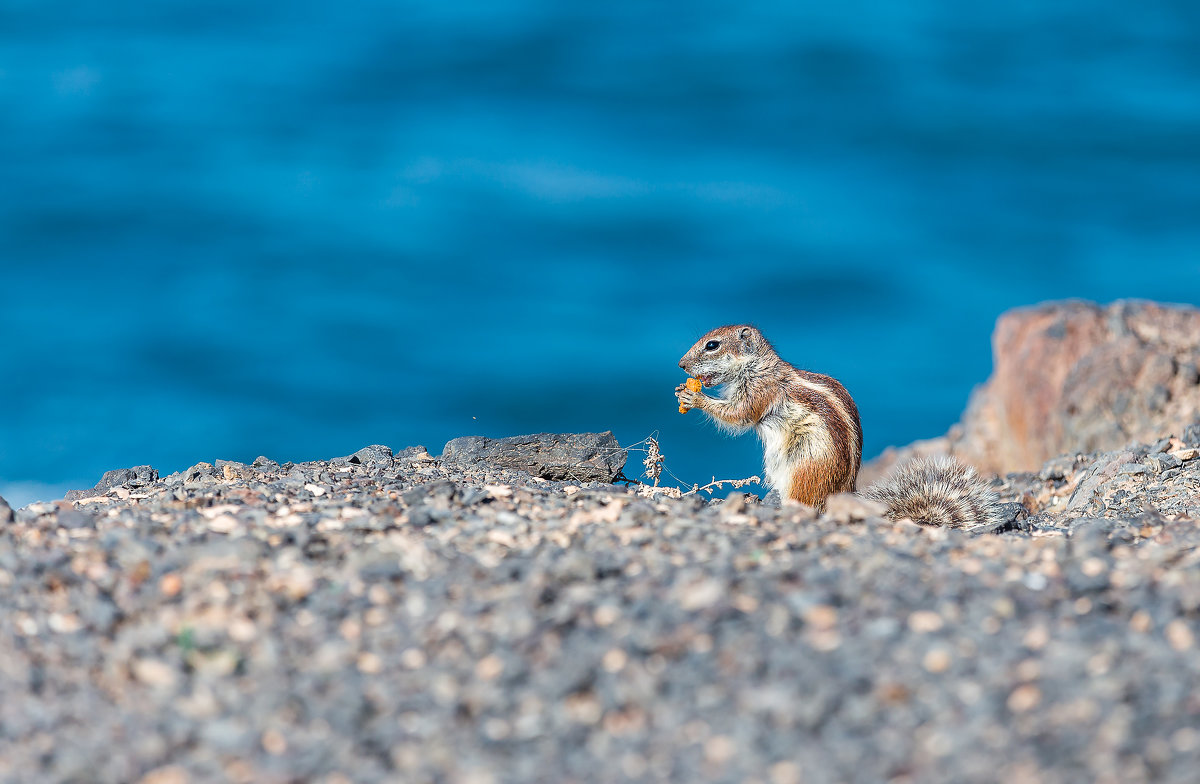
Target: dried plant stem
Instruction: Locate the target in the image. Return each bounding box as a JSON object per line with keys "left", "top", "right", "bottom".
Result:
{"left": 622, "top": 432, "right": 760, "bottom": 497}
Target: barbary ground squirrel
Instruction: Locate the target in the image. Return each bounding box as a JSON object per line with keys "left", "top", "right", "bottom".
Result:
{"left": 676, "top": 325, "right": 1002, "bottom": 528}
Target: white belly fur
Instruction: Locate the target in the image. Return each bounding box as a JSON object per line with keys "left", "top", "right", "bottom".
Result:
{"left": 757, "top": 420, "right": 793, "bottom": 496}
{"left": 756, "top": 402, "right": 831, "bottom": 498}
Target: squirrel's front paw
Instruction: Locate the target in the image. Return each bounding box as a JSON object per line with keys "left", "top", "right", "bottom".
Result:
{"left": 675, "top": 381, "right": 704, "bottom": 412}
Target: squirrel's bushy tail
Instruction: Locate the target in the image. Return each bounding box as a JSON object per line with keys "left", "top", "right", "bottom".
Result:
{"left": 862, "top": 455, "right": 1002, "bottom": 528}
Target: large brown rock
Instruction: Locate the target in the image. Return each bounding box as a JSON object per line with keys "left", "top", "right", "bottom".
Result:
{"left": 863, "top": 300, "right": 1200, "bottom": 482}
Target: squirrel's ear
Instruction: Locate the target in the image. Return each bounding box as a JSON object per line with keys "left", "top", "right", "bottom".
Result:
{"left": 738, "top": 326, "right": 756, "bottom": 351}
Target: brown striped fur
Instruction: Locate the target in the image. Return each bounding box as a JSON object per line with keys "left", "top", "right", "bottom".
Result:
{"left": 677, "top": 325, "right": 1001, "bottom": 526}
{"left": 676, "top": 325, "right": 861, "bottom": 508}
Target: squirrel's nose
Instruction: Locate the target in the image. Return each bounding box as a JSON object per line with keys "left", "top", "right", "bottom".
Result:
{"left": 678, "top": 359, "right": 686, "bottom": 369}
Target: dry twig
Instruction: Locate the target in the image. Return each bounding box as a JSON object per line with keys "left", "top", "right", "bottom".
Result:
{"left": 623, "top": 432, "right": 761, "bottom": 498}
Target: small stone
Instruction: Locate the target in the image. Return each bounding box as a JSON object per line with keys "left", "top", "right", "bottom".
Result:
{"left": 262, "top": 728, "right": 288, "bottom": 755}
{"left": 269, "top": 567, "right": 316, "bottom": 601}
{"left": 1147, "top": 452, "right": 1182, "bottom": 473}
{"left": 1130, "top": 611, "right": 1153, "bottom": 633}
{"left": 400, "top": 648, "right": 427, "bottom": 669}
{"left": 396, "top": 445, "right": 435, "bottom": 461}
{"left": 720, "top": 493, "right": 747, "bottom": 516}
{"left": 564, "top": 692, "right": 603, "bottom": 724}
{"left": 823, "top": 493, "right": 888, "bottom": 523}
{"left": 923, "top": 648, "right": 953, "bottom": 673}
{"left": 1166, "top": 620, "right": 1195, "bottom": 651}
{"left": 1150, "top": 437, "right": 1174, "bottom": 453}
{"left": 908, "top": 611, "right": 945, "bottom": 633}
{"left": 733, "top": 594, "right": 760, "bottom": 613}
{"left": 679, "top": 579, "right": 724, "bottom": 611}
{"left": 137, "top": 766, "right": 189, "bottom": 784}
{"left": 47, "top": 612, "right": 81, "bottom": 633}
{"left": 475, "top": 655, "right": 504, "bottom": 681}
{"left": 770, "top": 761, "right": 802, "bottom": 784}
{"left": 487, "top": 529, "right": 516, "bottom": 548}
{"left": 1173, "top": 727, "right": 1200, "bottom": 753}
{"left": 802, "top": 604, "right": 838, "bottom": 630}
{"left": 350, "top": 445, "right": 394, "bottom": 465}
{"left": 602, "top": 648, "right": 628, "bottom": 673}
{"left": 482, "top": 718, "right": 512, "bottom": 741}
{"left": 457, "top": 770, "right": 496, "bottom": 784}
{"left": 207, "top": 515, "right": 238, "bottom": 534}
{"left": 704, "top": 735, "right": 736, "bottom": 765}
{"left": 132, "top": 658, "right": 178, "bottom": 689}
{"left": 304, "top": 483, "right": 327, "bottom": 497}
{"left": 56, "top": 509, "right": 94, "bottom": 529}
{"left": 1039, "top": 455, "right": 1077, "bottom": 481}
{"left": 593, "top": 605, "right": 620, "bottom": 627}
{"left": 357, "top": 652, "right": 383, "bottom": 674}
{"left": 1023, "top": 625, "right": 1050, "bottom": 650}
{"left": 97, "top": 465, "right": 158, "bottom": 490}
{"left": 1007, "top": 683, "right": 1042, "bottom": 712}
{"left": 185, "top": 462, "right": 214, "bottom": 481}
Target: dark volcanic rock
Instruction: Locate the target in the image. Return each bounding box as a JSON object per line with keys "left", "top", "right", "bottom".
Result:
{"left": 442, "top": 431, "right": 627, "bottom": 482}
{"left": 98, "top": 465, "right": 159, "bottom": 491}
{"left": 63, "top": 464, "right": 161, "bottom": 501}
{"left": 349, "top": 444, "right": 393, "bottom": 464}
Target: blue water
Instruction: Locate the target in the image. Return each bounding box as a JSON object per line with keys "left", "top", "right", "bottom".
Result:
{"left": 3, "top": 2, "right": 1200, "bottom": 507}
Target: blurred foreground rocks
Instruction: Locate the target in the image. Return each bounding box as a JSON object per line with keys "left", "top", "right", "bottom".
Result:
{"left": 864, "top": 299, "right": 1200, "bottom": 484}
{"left": 5, "top": 427, "right": 1200, "bottom": 783}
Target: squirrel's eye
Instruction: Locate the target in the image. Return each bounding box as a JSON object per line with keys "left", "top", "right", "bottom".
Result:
{"left": 704, "top": 340, "right": 720, "bottom": 351}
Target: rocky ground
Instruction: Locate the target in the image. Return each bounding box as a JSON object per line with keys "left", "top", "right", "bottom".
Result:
{"left": 3, "top": 430, "right": 1200, "bottom": 784}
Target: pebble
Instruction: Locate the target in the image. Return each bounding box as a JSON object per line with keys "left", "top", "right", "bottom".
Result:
{"left": 908, "top": 610, "right": 945, "bottom": 633}
{"left": 206, "top": 514, "right": 238, "bottom": 534}
{"left": 1007, "top": 683, "right": 1042, "bottom": 713}
{"left": 159, "top": 573, "right": 183, "bottom": 597}
{"left": 137, "top": 766, "right": 190, "bottom": 784}
{"left": 602, "top": 648, "right": 628, "bottom": 673}
{"left": 923, "top": 648, "right": 953, "bottom": 673}
{"left": 131, "top": 658, "right": 178, "bottom": 689}
{"left": 1166, "top": 620, "right": 1195, "bottom": 651}
{"left": 475, "top": 655, "right": 504, "bottom": 681}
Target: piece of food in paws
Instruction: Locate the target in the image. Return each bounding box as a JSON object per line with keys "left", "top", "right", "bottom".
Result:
{"left": 679, "top": 377, "right": 703, "bottom": 413}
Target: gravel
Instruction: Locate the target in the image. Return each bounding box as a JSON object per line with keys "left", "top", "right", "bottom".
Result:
{"left": 3, "top": 435, "right": 1200, "bottom": 783}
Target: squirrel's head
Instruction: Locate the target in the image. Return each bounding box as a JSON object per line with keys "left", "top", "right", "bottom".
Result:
{"left": 678, "top": 325, "right": 770, "bottom": 386}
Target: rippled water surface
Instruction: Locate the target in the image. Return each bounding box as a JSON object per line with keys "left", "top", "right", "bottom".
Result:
{"left": 2, "top": 2, "right": 1199, "bottom": 505}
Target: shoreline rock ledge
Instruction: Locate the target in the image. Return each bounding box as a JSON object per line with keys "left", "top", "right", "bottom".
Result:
{"left": 864, "top": 299, "right": 1200, "bottom": 484}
